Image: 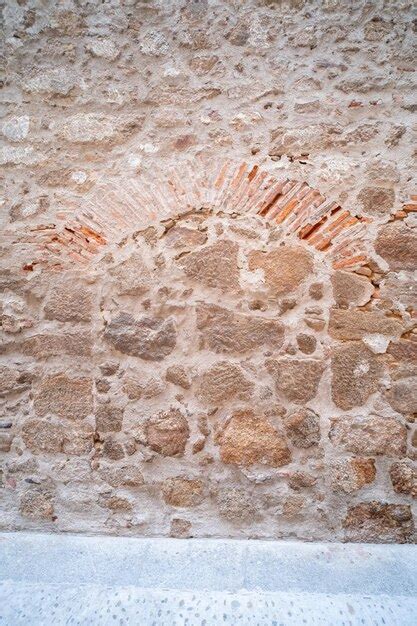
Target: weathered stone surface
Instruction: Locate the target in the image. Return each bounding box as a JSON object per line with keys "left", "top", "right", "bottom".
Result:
{"left": 390, "top": 461, "right": 417, "bottom": 498}
{"left": 166, "top": 365, "right": 191, "bottom": 389}
{"left": 0, "top": 366, "right": 32, "bottom": 396}
{"left": 379, "top": 272, "right": 417, "bottom": 312}
{"left": 34, "top": 374, "right": 93, "bottom": 420}
{"left": 329, "top": 309, "right": 403, "bottom": 341}
{"left": 288, "top": 471, "right": 317, "bottom": 491}
{"left": 170, "top": 518, "right": 192, "bottom": 538}
{"left": 357, "top": 187, "right": 395, "bottom": 216}
{"left": 375, "top": 223, "right": 417, "bottom": 271}
{"left": 178, "top": 240, "right": 240, "bottom": 290}
{"left": 329, "top": 458, "right": 376, "bottom": 494}
{"left": 329, "top": 415, "right": 407, "bottom": 456}
{"left": 146, "top": 408, "right": 189, "bottom": 457}
{"left": 95, "top": 404, "right": 124, "bottom": 432}
{"left": 162, "top": 477, "right": 205, "bottom": 507}
{"left": 62, "top": 425, "right": 94, "bottom": 456}
{"left": 331, "top": 343, "right": 383, "bottom": 410}
{"left": 22, "top": 419, "right": 63, "bottom": 453}
{"left": 196, "top": 303, "right": 285, "bottom": 354}
{"left": 387, "top": 340, "right": 417, "bottom": 378}
{"left": 283, "top": 409, "right": 320, "bottom": 448}
{"left": 102, "top": 436, "right": 125, "bottom": 461}
{"left": 215, "top": 487, "right": 257, "bottom": 523}
{"left": 164, "top": 226, "right": 207, "bottom": 249}
{"left": 109, "top": 253, "right": 151, "bottom": 296}
{"left": 99, "top": 464, "right": 144, "bottom": 488}
{"left": 296, "top": 333, "right": 317, "bottom": 355}
{"left": 104, "top": 313, "right": 176, "bottom": 360}
{"left": 266, "top": 358, "right": 324, "bottom": 404}
{"left": 20, "top": 489, "right": 54, "bottom": 520}
{"left": 248, "top": 245, "right": 314, "bottom": 296}
{"left": 21, "top": 332, "right": 93, "bottom": 358}
{"left": 197, "top": 362, "right": 254, "bottom": 405}
{"left": 44, "top": 283, "right": 92, "bottom": 322}
{"left": 331, "top": 271, "right": 373, "bottom": 307}
{"left": 344, "top": 502, "right": 414, "bottom": 543}
{"left": 386, "top": 378, "right": 417, "bottom": 415}
{"left": 219, "top": 409, "right": 291, "bottom": 467}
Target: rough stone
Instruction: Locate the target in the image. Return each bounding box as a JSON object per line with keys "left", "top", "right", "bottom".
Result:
{"left": 21, "top": 332, "right": 93, "bottom": 358}
{"left": 196, "top": 362, "right": 254, "bottom": 405}
{"left": 21, "top": 419, "right": 63, "bottom": 453}
{"left": 19, "top": 489, "right": 54, "bottom": 521}
{"left": 329, "top": 415, "right": 407, "bottom": 457}
{"left": 329, "top": 309, "right": 403, "bottom": 341}
{"left": 44, "top": 283, "right": 92, "bottom": 323}
{"left": 331, "top": 343, "right": 383, "bottom": 410}
{"left": 248, "top": 245, "right": 314, "bottom": 296}
{"left": 357, "top": 187, "right": 395, "bottom": 217}
{"left": 109, "top": 253, "right": 151, "bottom": 296}
{"left": 329, "top": 458, "right": 376, "bottom": 494}
{"left": 178, "top": 240, "right": 240, "bottom": 291}
{"left": 344, "top": 502, "right": 414, "bottom": 543}
{"left": 390, "top": 461, "right": 417, "bottom": 498}
{"left": 162, "top": 477, "right": 205, "bottom": 507}
{"left": 215, "top": 487, "right": 257, "bottom": 523}
{"left": 296, "top": 333, "right": 317, "bottom": 355}
{"left": 266, "top": 358, "right": 324, "bottom": 404}
{"left": 164, "top": 226, "right": 208, "bottom": 249}
{"left": 219, "top": 409, "right": 291, "bottom": 468}
{"left": 166, "top": 365, "right": 191, "bottom": 389}
{"left": 375, "top": 223, "right": 417, "bottom": 271}
{"left": 283, "top": 409, "right": 320, "bottom": 448}
{"left": 196, "top": 303, "right": 285, "bottom": 354}
{"left": 0, "top": 366, "right": 32, "bottom": 396}
{"left": 99, "top": 464, "right": 144, "bottom": 488}
{"left": 331, "top": 271, "right": 374, "bottom": 307}
{"left": 146, "top": 409, "right": 189, "bottom": 457}
{"left": 104, "top": 313, "right": 176, "bottom": 360}
{"left": 34, "top": 374, "right": 93, "bottom": 420}
{"left": 386, "top": 378, "right": 417, "bottom": 416}
{"left": 95, "top": 404, "right": 124, "bottom": 432}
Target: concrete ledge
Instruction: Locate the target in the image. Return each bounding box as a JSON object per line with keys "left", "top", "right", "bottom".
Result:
{"left": 0, "top": 532, "right": 416, "bottom": 625}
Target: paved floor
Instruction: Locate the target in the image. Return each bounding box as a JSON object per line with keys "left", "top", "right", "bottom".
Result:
{"left": 0, "top": 532, "right": 416, "bottom": 625}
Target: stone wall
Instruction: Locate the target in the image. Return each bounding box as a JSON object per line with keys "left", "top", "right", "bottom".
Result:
{"left": 1, "top": 0, "right": 416, "bottom": 542}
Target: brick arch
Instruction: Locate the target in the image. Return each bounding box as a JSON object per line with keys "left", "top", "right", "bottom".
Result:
{"left": 22, "top": 157, "right": 374, "bottom": 271}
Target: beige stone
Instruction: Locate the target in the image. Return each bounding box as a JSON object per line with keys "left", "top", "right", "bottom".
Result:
{"left": 331, "top": 271, "right": 373, "bottom": 307}
{"left": 22, "top": 419, "right": 63, "bottom": 453}
{"left": 196, "top": 303, "right": 285, "bottom": 354}
{"left": 20, "top": 489, "right": 54, "bottom": 520}
{"left": 215, "top": 487, "right": 257, "bottom": 523}
{"left": 146, "top": 408, "right": 189, "bottom": 456}
{"left": 386, "top": 378, "right": 417, "bottom": 415}
{"left": 164, "top": 226, "right": 207, "bottom": 249}
{"left": 248, "top": 245, "right": 314, "bottom": 296}
{"left": 21, "top": 332, "right": 93, "bottom": 358}
{"left": 375, "top": 223, "right": 417, "bottom": 271}
{"left": 357, "top": 187, "right": 395, "bottom": 216}
{"left": 219, "top": 409, "right": 291, "bottom": 467}
{"left": 104, "top": 313, "right": 176, "bottom": 360}
{"left": 196, "top": 362, "right": 254, "bottom": 405}
{"left": 329, "top": 309, "right": 403, "bottom": 341}
{"left": 296, "top": 333, "right": 317, "bottom": 355}
{"left": 329, "top": 415, "right": 407, "bottom": 456}
{"left": 0, "top": 366, "right": 31, "bottom": 396}
{"left": 109, "top": 252, "right": 151, "bottom": 296}
{"left": 162, "top": 477, "right": 205, "bottom": 507}
{"left": 166, "top": 365, "right": 191, "bottom": 389}
{"left": 44, "top": 282, "right": 92, "bottom": 322}
{"left": 329, "top": 458, "right": 376, "bottom": 494}
{"left": 344, "top": 502, "right": 414, "bottom": 543}
{"left": 331, "top": 343, "right": 383, "bottom": 410}
{"left": 266, "top": 358, "right": 324, "bottom": 404}
{"left": 34, "top": 374, "right": 93, "bottom": 420}
{"left": 170, "top": 518, "right": 192, "bottom": 538}
{"left": 283, "top": 409, "right": 320, "bottom": 448}
{"left": 99, "top": 464, "right": 145, "bottom": 488}
{"left": 178, "top": 240, "right": 240, "bottom": 290}
{"left": 95, "top": 404, "right": 124, "bottom": 432}
{"left": 390, "top": 461, "right": 417, "bottom": 498}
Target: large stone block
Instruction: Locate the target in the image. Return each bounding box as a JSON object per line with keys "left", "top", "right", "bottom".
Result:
{"left": 178, "top": 240, "right": 240, "bottom": 290}
{"left": 248, "top": 245, "right": 314, "bottom": 296}
{"left": 196, "top": 361, "right": 254, "bottom": 405}
{"left": 104, "top": 313, "right": 176, "bottom": 360}
{"left": 196, "top": 303, "right": 285, "bottom": 354}
{"left": 331, "top": 343, "right": 383, "bottom": 410}
{"left": 146, "top": 408, "right": 189, "bottom": 457}
{"left": 329, "top": 415, "right": 407, "bottom": 456}
{"left": 219, "top": 409, "right": 291, "bottom": 467}
{"left": 266, "top": 358, "right": 324, "bottom": 404}
{"left": 34, "top": 374, "right": 93, "bottom": 420}
{"left": 329, "top": 309, "right": 403, "bottom": 341}
{"left": 344, "top": 502, "right": 414, "bottom": 543}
